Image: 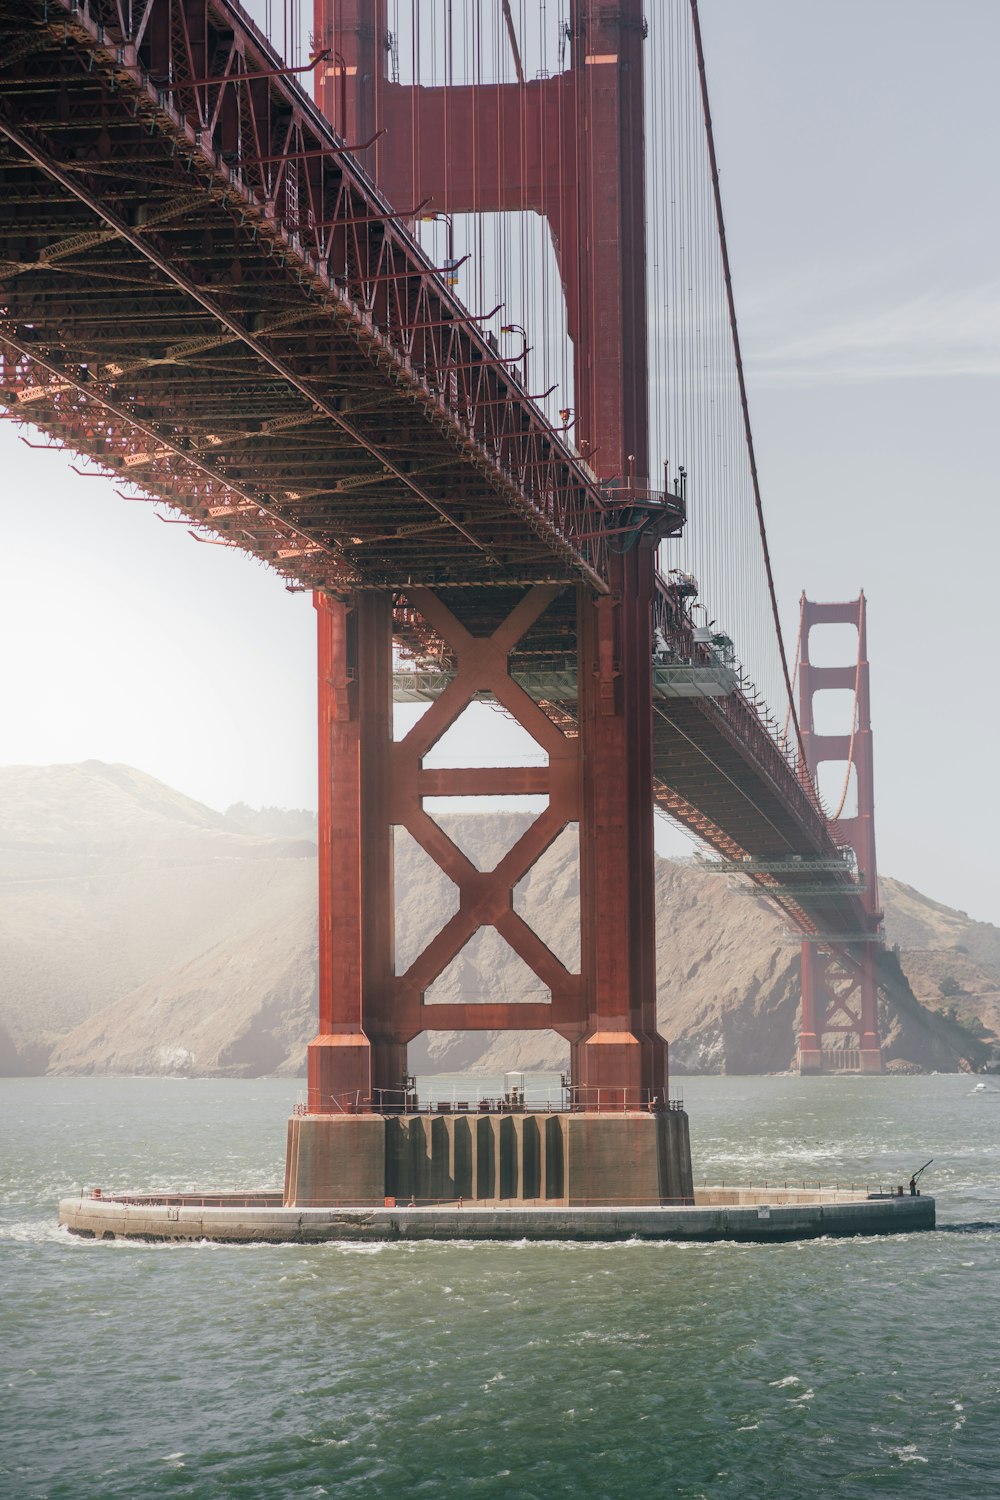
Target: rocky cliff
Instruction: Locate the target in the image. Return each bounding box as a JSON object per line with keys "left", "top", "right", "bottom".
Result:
{"left": 1, "top": 761, "right": 996, "bottom": 1077}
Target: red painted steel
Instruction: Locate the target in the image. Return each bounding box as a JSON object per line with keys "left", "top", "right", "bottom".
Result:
{"left": 796, "top": 595, "right": 883, "bottom": 1074}
{"left": 390, "top": 586, "right": 582, "bottom": 1039}
{"left": 310, "top": 592, "right": 403, "bottom": 1110}
{"left": 0, "top": 0, "right": 617, "bottom": 593}
{"left": 315, "top": 0, "right": 649, "bottom": 486}
{"left": 308, "top": 568, "right": 674, "bottom": 1113}
{"left": 576, "top": 545, "right": 668, "bottom": 1104}
{"left": 309, "top": 583, "right": 583, "bottom": 1110}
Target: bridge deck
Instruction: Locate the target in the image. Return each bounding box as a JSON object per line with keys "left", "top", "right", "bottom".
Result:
{"left": 0, "top": 0, "right": 626, "bottom": 593}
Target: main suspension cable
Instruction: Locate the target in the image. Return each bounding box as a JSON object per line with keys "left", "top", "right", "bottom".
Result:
{"left": 687, "top": 0, "right": 809, "bottom": 780}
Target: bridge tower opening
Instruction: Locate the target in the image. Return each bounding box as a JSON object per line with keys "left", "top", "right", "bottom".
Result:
{"left": 796, "top": 595, "right": 884, "bottom": 1075}
{"left": 283, "top": 0, "right": 693, "bottom": 1206}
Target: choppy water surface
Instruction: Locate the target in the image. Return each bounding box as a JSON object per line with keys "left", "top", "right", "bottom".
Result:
{"left": 2, "top": 1074, "right": 999, "bottom": 1498}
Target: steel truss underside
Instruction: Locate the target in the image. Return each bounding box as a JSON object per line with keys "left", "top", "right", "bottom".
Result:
{"left": 0, "top": 0, "right": 611, "bottom": 595}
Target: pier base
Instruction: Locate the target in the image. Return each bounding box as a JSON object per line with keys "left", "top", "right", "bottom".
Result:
{"left": 283, "top": 1109, "right": 694, "bottom": 1208}
{"left": 58, "top": 1188, "right": 936, "bottom": 1244}
{"left": 797, "top": 1046, "right": 823, "bottom": 1074}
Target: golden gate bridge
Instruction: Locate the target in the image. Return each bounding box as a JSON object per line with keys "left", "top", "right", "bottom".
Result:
{"left": 0, "top": 0, "right": 904, "bottom": 1205}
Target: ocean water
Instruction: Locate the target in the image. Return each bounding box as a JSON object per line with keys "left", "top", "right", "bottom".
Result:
{"left": 2, "top": 1074, "right": 999, "bottom": 1499}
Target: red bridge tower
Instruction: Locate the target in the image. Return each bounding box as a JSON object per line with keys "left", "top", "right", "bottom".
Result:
{"left": 283, "top": 0, "right": 694, "bottom": 1206}
{"left": 796, "top": 595, "right": 884, "bottom": 1074}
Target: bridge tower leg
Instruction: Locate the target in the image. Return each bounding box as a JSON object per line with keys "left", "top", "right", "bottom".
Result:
{"left": 797, "top": 595, "right": 883, "bottom": 1074}
{"left": 307, "top": 591, "right": 403, "bottom": 1114}
{"left": 576, "top": 550, "right": 667, "bottom": 1106}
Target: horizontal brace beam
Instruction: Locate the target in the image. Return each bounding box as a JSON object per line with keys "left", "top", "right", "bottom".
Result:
{"left": 417, "top": 767, "right": 549, "bottom": 797}
{"left": 466, "top": 385, "right": 558, "bottom": 405}
{"left": 410, "top": 1002, "right": 560, "bottom": 1031}
{"left": 313, "top": 198, "right": 431, "bottom": 227}
{"left": 401, "top": 305, "right": 503, "bottom": 332}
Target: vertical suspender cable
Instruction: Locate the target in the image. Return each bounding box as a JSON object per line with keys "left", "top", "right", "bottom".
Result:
{"left": 687, "top": 0, "right": 808, "bottom": 775}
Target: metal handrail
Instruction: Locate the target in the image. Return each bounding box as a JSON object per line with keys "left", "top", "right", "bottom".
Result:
{"left": 364, "top": 1084, "right": 685, "bottom": 1116}
{"left": 77, "top": 1180, "right": 914, "bottom": 1210}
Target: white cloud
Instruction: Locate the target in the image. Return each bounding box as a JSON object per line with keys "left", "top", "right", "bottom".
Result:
{"left": 741, "top": 274, "right": 1000, "bottom": 387}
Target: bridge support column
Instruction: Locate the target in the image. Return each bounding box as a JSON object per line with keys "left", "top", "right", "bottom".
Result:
{"left": 797, "top": 944, "right": 881, "bottom": 1074}
{"left": 575, "top": 546, "right": 668, "bottom": 1108}
{"left": 858, "top": 946, "right": 883, "bottom": 1073}
{"left": 294, "top": 575, "right": 681, "bottom": 1205}
{"left": 307, "top": 591, "right": 401, "bottom": 1114}
{"left": 797, "top": 945, "right": 823, "bottom": 1074}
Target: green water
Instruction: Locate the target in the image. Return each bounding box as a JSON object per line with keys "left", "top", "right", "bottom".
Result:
{"left": 2, "top": 1075, "right": 998, "bottom": 1498}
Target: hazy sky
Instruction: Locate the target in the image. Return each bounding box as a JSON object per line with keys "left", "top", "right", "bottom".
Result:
{"left": 1, "top": 1, "right": 998, "bottom": 923}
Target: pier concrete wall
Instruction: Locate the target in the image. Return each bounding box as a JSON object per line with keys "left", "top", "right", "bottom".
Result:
{"left": 283, "top": 1109, "right": 694, "bottom": 1208}
{"left": 284, "top": 1114, "right": 385, "bottom": 1206}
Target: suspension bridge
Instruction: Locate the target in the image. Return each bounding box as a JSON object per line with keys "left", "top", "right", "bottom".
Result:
{"left": 1, "top": 0, "right": 892, "bottom": 1203}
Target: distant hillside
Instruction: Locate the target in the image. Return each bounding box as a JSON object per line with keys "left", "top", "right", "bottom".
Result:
{"left": 1, "top": 761, "right": 996, "bottom": 1077}
{"left": 224, "top": 802, "right": 317, "bottom": 840}
{"left": 0, "top": 761, "right": 315, "bottom": 1073}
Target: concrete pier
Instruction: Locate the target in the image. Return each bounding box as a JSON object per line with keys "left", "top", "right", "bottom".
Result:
{"left": 284, "top": 1108, "right": 694, "bottom": 1208}
{"left": 59, "top": 1106, "right": 936, "bottom": 1245}
{"left": 58, "top": 1188, "right": 935, "bottom": 1244}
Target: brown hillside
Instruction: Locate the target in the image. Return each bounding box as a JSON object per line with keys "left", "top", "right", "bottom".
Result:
{"left": 3, "top": 762, "right": 997, "bottom": 1077}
